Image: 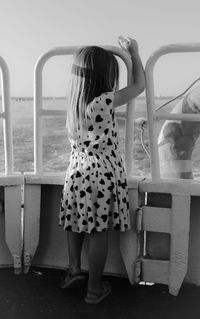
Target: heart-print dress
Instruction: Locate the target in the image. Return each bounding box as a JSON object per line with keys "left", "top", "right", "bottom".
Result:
{"left": 59, "top": 91, "right": 131, "bottom": 233}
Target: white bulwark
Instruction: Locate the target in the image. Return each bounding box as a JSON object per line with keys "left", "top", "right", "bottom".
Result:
{"left": 1, "top": 44, "right": 200, "bottom": 295}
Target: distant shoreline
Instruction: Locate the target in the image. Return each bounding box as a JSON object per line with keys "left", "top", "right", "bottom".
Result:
{"left": 2, "top": 95, "right": 173, "bottom": 101}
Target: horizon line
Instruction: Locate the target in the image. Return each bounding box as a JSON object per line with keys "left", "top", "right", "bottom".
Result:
{"left": 0, "top": 95, "right": 173, "bottom": 100}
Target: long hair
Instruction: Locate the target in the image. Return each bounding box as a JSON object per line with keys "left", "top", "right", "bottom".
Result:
{"left": 67, "top": 46, "right": 119, "bottom": 139}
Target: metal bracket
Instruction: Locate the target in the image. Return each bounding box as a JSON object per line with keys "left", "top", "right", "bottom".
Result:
{"left": 24, "top": 252, "right": 32, "bottom": 274}
{"left": 134, "top": 258, "right": 142, "bottom": 283}
{"left": 13, "top": 254, "right": 22, "bottom": 275}
{"left": 136, "top": 207, "right": 143, "bottom": 232}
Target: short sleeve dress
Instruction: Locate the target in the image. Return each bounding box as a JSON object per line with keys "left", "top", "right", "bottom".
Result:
{"left": 59, "top": 91, "right": 131, "bottom": 233}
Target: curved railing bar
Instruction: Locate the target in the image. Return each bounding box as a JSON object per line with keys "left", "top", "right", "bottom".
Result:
{"left": 0, "top": 56, "right": 13, "bottom": 174}
{"left": 145, "top": 43, "right": 200, "bottom": 180}
{"left": 34, "top": 46, "right": 134, "bottom": 174}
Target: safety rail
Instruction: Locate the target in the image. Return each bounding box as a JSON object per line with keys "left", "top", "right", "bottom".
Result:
{"left": 12, "top": 44, "right": 200, "bottom": 294}
{"left": 0, "top": 57, "right": 23, "bottom": 274}
{"left": 145, "top": 43, "right": 200, "bottom": 180}
{"left": 0, "top": 56, "right": 13, "bottom": 174}
{"left": 34, "top": 46, "right": 134, "bottom": 175}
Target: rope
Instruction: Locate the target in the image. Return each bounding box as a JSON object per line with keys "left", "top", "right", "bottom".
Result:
{"left": 140, "top": 127, "right": 150, "bottom": 159}
{"left": 138, "top": 77, "right": 200, "bottom": 157}
{"left": 155, "top": 77, "right": 200, "bottom": 112}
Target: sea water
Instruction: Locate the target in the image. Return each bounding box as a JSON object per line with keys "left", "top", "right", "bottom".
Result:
{"left": 0, "top": 97, "right": 199, "bottom": 179}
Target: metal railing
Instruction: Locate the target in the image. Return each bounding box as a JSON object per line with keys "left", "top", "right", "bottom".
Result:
{"left": 145, "top": 43, "right": 200, "bottom": 180}
{"left": 33, "top": 46, "right": 134, "bottom": 175}
{"left": 0, "top": 56, "right": 13, "bottom": 174}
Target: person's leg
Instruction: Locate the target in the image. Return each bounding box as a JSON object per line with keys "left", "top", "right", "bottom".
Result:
{"left": 61, "top": 231, "right": 85, "bottom": 288}
{"left": 67, "top": 231, "right": 85, "bottom": 273}
{"left": 87, "top": 231, "right": 109, "bottom": 295}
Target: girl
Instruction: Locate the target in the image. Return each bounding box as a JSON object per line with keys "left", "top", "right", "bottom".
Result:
{"left": 59, "top": 37, "right": 145, "bottom": 304}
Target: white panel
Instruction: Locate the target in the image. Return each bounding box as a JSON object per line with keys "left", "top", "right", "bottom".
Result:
{"left": 140, "top": 178, "right": 200, "bottom": 196}
{"left": 169, "top": 194, "right": 191, "bottom": 295}
{"left": 120, "top": 185, "right": 144, "bottom": 284}
{"left": 186, "top": 197, "right": 200, "bottom": 285}
{"left": 4, "top": 185, "right": 22, "bottom": 273}
{"left": 139, "top": 178, "right": 191, "bottom": 295}
{"left": 0, "top": 187, "right": 13, "bottom": 266}
{"left": 143, "top": 206, "right": 171, "bottom": 233}
{"left": 30, "top": 184, "right": 69, "bottom": 270}
{"left": 0, "top": 174, "right": 23, "bottom": 186}
{"left": 24, "top": 173, "right": 65, "bottom": 185}
{"left": 23, "top": 183, "right": 140, "bottom": 278}
{"left": 23, "top": 184, "right": 41, "bottom": 273}
{"left": 142, "top": 259, "right": 169, "bottom": 285}
{"left": 120, "top": 230, "right": 138, "bottom": 284}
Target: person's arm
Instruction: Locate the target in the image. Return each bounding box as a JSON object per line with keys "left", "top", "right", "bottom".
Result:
{"left": 113, "top": 37, "right": 145, "bottom": 108}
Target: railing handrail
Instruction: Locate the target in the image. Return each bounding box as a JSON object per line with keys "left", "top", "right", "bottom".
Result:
{"left": 145, "top": 43, "right": 200, "bottom": 181}
{"left": 34, "top": 46, "right": 134, "bottom": 175}
{"left": 0, "top": 56, "right": 13, "bottom": 174}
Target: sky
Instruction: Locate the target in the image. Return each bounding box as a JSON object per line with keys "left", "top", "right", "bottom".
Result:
{"left": 0, "top": 0, "right": 200, "bottom": 97}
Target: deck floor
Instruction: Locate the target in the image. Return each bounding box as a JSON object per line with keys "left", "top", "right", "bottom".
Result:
{"left": 0, "top": 267, "right": 199, "bottom": 319}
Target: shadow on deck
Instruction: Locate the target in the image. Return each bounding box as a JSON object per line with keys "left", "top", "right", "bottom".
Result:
{"left": 0, "top": 267, "right": 199, "bottom": 319}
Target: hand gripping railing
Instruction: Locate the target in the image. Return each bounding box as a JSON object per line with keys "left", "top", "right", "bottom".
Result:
{"left": 34, "top": 46, "right": 134, "bottom": 176}
{"left": 145, "top": 43, "right": 200, "bottom": 180}
{"left": 0, "top": 57, "right": 13, "bottom": 174}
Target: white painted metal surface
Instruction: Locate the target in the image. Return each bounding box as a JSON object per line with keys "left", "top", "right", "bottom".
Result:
{"left": 144, "top": 44, "right": 200, "bottom": 293}
{"left": 34, "top": 46, "right": 134, "bottom": 176}
{"left": 4, "top": 182, "right": 23, "bottom": 274}
{"left": 120, "top": 177, "right": 145, "bottom": 284}
{"left": 0, "top": 56, "right": 13, "bottom": 174}
{"left": 145, "top": 43, "right": 200, "bottom": 180}
{"left": 0, "top": 57, "right": 23, "bottom": 273}
{"left": 24, "top": 173, "right": 141, "bottom": 282}
{"left": 139, "top": 179, "right": 191, "bottom": 295}
{"left": 24, "top": 46, "right": 136, "bottom": 273}
{"left": 23, "top": 43, "right": 200, "bottom": 295}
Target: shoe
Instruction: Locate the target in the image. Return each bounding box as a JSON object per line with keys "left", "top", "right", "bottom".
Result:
{"left": 85, "top": 281, "right": 112, "bottom": 304}
{"left": 60, "top": 269, "right": 86, "bottom": 289}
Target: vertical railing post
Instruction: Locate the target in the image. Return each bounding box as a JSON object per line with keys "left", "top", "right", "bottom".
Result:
{"left": 145, "top": 56, "right": 160, "bottom": 180}
{"left": 0, "top": 56, "right": 13, "bottom": 174}
{"left": 34, "top": 59, "right": 43, "bottom": 174}
{"left": 125, "top": 100, "right": 135, "bottom": 175}
{"left": 105, "top": 46, "right": 133, "bottom": 176}
{"left": 0, "top": 56, "right": 23, "bottom": 274}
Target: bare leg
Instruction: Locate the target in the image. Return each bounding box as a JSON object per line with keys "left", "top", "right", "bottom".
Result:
{"left": 67, "top": 231, "right": 85, "bottom": 272}
{"left": 87, "top": 231, "right": 108, "bottom": 294}
{"left": 61, "top": 231, "right": 85, "bottom": 289}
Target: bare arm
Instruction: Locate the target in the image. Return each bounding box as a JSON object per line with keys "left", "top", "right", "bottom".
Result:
{"left": 113, "top": 37, "right": 145, "bottom": 108}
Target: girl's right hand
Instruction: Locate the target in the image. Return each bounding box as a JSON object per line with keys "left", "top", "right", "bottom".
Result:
{"left": 118, "top": 36, "right": 138, "bottom": 55}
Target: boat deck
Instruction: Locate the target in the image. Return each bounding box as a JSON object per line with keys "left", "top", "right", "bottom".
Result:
{"left": 0, "top": 267, "right": 199, "bottom": 319}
